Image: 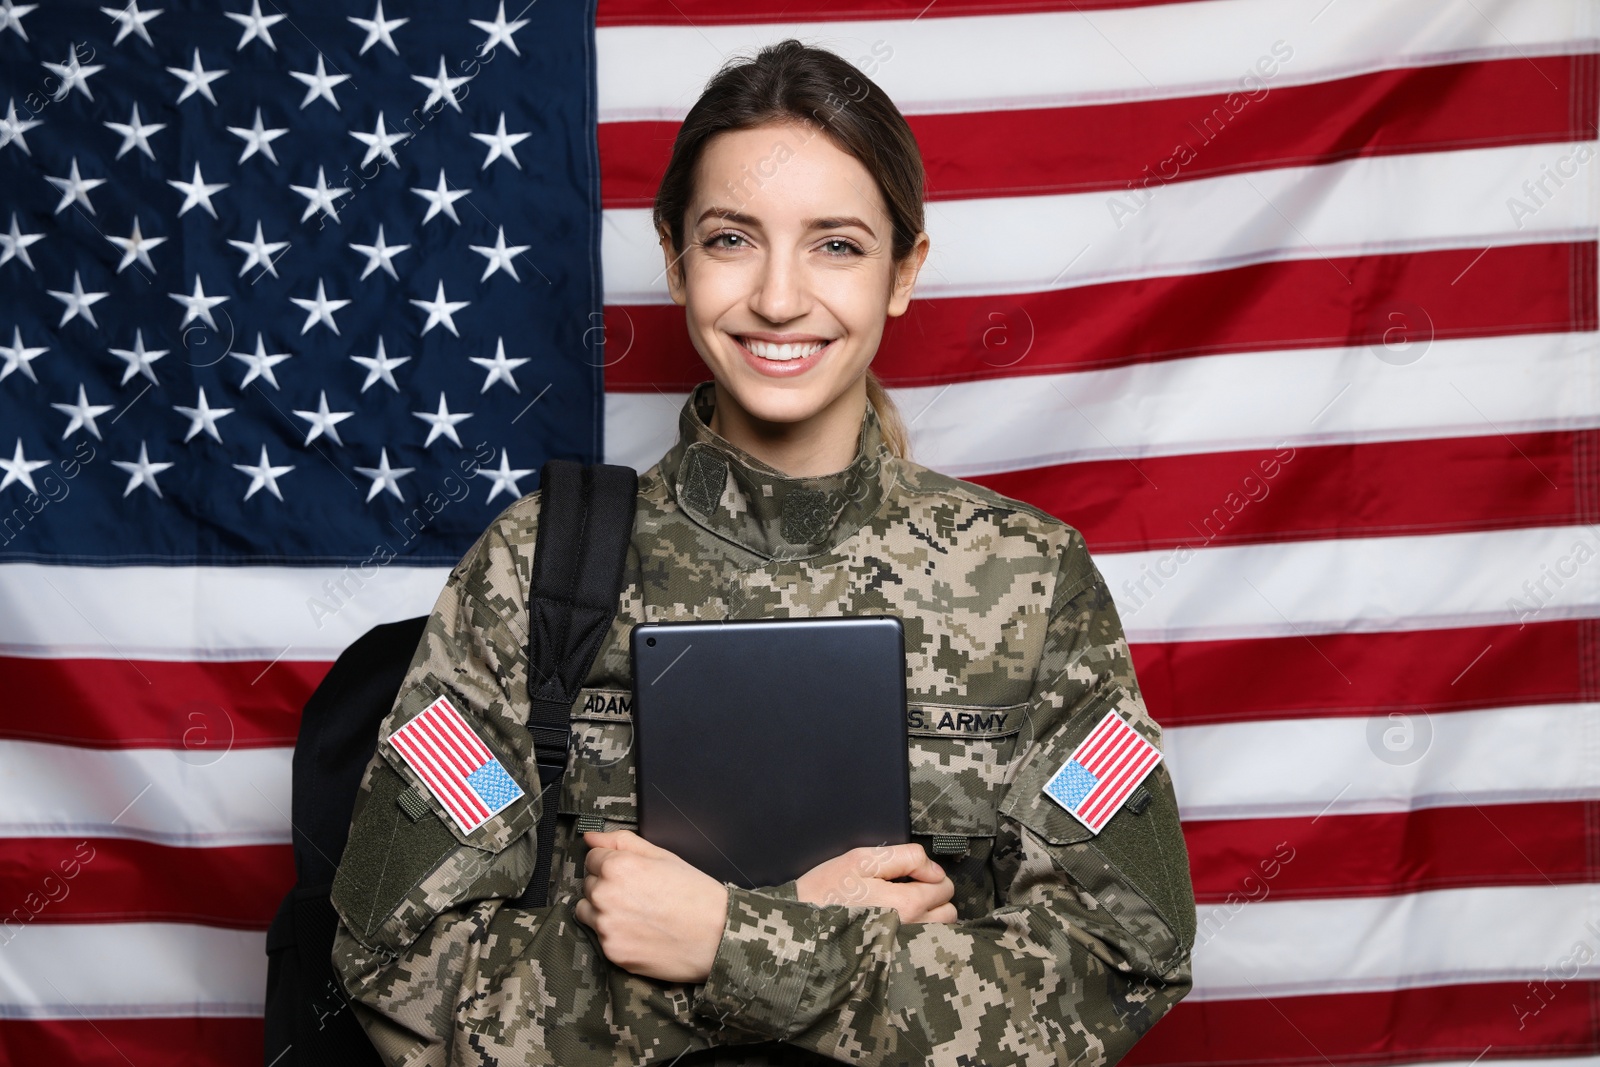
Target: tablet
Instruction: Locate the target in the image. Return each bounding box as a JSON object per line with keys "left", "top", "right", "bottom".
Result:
{"left": 629, "top": 616, "right": 910, "bottom": 889}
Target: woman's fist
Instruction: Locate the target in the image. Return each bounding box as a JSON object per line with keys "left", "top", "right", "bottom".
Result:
{"left": 795, "top": 842, "right": 957, "bottom": 924}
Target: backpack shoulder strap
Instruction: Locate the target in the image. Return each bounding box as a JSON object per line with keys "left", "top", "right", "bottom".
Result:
{"left": 516, "top": 458, "right": 638, "bottom": 908}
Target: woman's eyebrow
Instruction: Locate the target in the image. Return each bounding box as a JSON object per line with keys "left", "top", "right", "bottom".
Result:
{"left": 696, "top": 206, "right": 876, "bottom": 238}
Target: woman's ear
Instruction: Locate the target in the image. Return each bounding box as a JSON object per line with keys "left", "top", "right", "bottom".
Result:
{"left": 887, "top": 231, "right": 930, "bottom": 318}
{"left": 659, "top": 226, "right": 688, "bottom": 306}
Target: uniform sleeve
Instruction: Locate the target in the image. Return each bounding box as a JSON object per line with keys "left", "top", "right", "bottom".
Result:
{"left": 688, "top": 533, "right": 1198, "bottom": 1065}
{"left": 328, "top": 514, "right": 714, "bottom": 1066}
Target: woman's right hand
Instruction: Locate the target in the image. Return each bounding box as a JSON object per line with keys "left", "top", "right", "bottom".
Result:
{"left": 794, "top": 842, "right": 958, "bottom": 924}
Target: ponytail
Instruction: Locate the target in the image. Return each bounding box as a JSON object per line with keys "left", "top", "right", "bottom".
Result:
{"left": 865, "top": 368, "right": 910, "bottom": 461}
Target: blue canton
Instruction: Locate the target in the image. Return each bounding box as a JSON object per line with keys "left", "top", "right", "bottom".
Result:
{"left": 1044, "top": 759, "right": 1098, "bottom": 811}
{"left": 466, "top": 758, "right": 522, "bottom": 813}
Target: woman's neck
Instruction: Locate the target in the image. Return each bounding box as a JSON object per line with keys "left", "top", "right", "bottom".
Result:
{"left": 707, "top": 380, "right": 867, "bottom": 478}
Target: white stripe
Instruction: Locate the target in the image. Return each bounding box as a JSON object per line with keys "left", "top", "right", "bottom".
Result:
{"left": 0, "top": 741, "right": 290, "bottom": 847}
{"left": 0, "top": 923, "right": 263, "bottom": 1019}
{"left": 597, "top": 0, "right": 1599, "bottom": 118}
{"left": 608, "top": 142, "right": 1598, "bottom": 304}
{"left": 603, "top": 142, "right": 1598, "bottom": 303}
{"left": 1191, "top": 883, "right": 1600, "bottom": 1000}
{"left": 9, "top": 702, "right": 1594, "bottom": 847}
{"left": 0, "top": 563, "right": 450, "bottom": 660}
{"left": 1105, "top": 525, "right": 1600, "bottom": 642}
{"left": 1165, "top": 702, "right": 1600, "bottom": 822}
{"left": 604, "top": 331, "right": 1600, "bottom": 475}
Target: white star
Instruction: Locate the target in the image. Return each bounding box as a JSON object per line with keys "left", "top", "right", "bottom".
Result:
{"left": 225, "top": 0, "right": 284, "bottom": 51}
{"left": 112, "top": 441, "right": 174, "bottom": 498}
{"left": 102, "top": 1, "right": 162, "bottom": 47}
{"left": 45, "top": 157, "right": 106, "bottom": 215}
{"left": 412, "top": 392, "right": 472, "bottom": 448}
{"left": 350, "top": 336, "right": 408, "bottom": 393}
{"left": 0, "top": 326, "right": 47, "bottom": 383}
{"left": 411, "top": 168, "right": 470, "bottom": 226}
{"left": 106, "top": 216, "right": 166, "bottom": 274}
{"left": 50, "top": 383, "right": 113, "bottom": 440}
{"left": 412, "top": 55, "right": 472, "bottom": 114}
{"left": 469, "top": 226, "right": 531, "bottom": 283}
{"left": 293, "top": 389, "right": 354, "bottom": 446}
{"left": 46, "top": 270, "right": 109, "bottom": 329}
{"left": 0, "top": 439, "right": 48, "bottom": 495}
{"left": 108, "top": 328, "right": 166, "bottom": 385}
{"left": 0, "top": 98, "right": 43, "bottom": 155}
{"left": 43, "top": 45, "right": 104, "bottom": 102}
{"left": 227, "top": 220, "right": 289, "bottom": 278}
{"left": 470, "top": 2, "right": 529, "bottom": 57}
{"left": 348, "top": 224, "right": 408, "bottom": 282}
{"left": 104, "top": 101, "right": 165, "bottom": 160}
{"left": 470, "top": 337, "right": 529, "bottom": 393}
{"left": 167, "top": 48, "right": 227, "bottom": 105}
{"left": 231, "top": 332, "right": 291, "bottom": 389}
{"left": 169, "top": 274, "right": 229, "bottom": 331}
{"left": 0, "top": 211, "right": 43, "bottom": 270}
{"left": 349, "top": 110, "right": 408, "bottom": 168}
{"left": 0, "top": 1, "right": 37, "bottom": 40}
{"left": 168, "top": 160, "right": 228, "bottom": 219}
{"left": 349, "top": 0, "right": 406, "bottom": 55}
{"left": 227, "top": 106, "right": 288, "bottom": 164}
{"left": 290, "top": 278, "right": 351, "bottom": 335}
{"left": 290, "top": 165, "right": 350, "bottom": 224}
{"left": 354, "top": 447, "right": 414, "bottom": 503}
{"left": 477, "top": 449, "right": 533, "bottom": 503}
{"left": 233, "top": 444, "right": 294, "bottom": 501}
{"left": 471, "top": 112, "right": 530, "bottom": 171}
{"left": 173, "top": 386, "right": 234, "bottom": 443}
{"left": 288, "top": 53, "right": 349, "bottom": 111}
{"left": 410, "top": 280, "right": 469, "bottom": 337}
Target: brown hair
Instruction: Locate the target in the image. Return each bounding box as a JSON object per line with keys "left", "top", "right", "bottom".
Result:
{"left": 652, "top": 38, "right": 923, "bottom": 460}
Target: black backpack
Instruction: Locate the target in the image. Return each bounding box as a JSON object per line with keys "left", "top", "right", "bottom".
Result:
{"left": 264, "top": 459, "right": 638, "bottom": 1066}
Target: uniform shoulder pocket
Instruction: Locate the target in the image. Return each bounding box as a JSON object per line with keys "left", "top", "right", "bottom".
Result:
{"left": 1000, "top": 686, "right": 1196, "bottom": 974}
{"left": 331, "top": 689, "right": 540, "bottom": 955}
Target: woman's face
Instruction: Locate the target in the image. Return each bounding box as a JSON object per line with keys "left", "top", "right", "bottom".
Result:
{"left": 660, "top": 120, "right": 928, "bottom": 428}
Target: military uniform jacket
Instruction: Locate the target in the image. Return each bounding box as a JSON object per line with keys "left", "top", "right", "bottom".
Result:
{"left": 331, "top": 381, "right": 1198, "bottom": 1066}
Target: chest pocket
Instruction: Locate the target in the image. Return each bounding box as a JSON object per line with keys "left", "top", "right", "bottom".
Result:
{"left": 557, "top": 688, "right": 638, "bottom": 830}
{"left": 907, "top": 701, "right": 1026, "bottom": 853}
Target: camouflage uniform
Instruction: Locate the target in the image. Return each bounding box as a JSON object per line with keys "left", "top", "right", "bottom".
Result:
{"left": 331, "top": 380, "right": 1197, "bottom": 1066}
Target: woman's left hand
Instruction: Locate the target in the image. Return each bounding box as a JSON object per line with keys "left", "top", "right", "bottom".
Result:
{"left": 574, "top": 829, "right": 729, "bottom": 983}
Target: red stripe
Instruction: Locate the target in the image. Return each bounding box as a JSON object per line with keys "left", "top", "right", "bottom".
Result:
{"left": 432, "top": 699, "right": 494, "bottom": 765}
{"left": 1071, "top": 710, "right": 1123, "bottom": 767}
{"left": 603, "top": 241, "right": 1595, "bottom": 390}
{"left": 1132, "top": 619, "right": 1597, "bottom": 729}
{"left": 1184, "top": 801, "right": 1597, "bottom": 904}
{"left": 0, "top": 656, "right": 327, "bottom": 748}
{"left": 391, "top": 729, "right": 483, "bottom": 828}
{"left": 976, "top": 430, "right": 1595, "bottom": 554}
{"left": 1083, "top": 745, "right": 1159, "bottom": 825}
{"left": 596, "top": 0, "right": 1207, "bottom": 27}
{"left": 413, "top": 709, "right": 482, "bottom": 782}
{"left": 0, "top": 1017, "right": 264, "bottom": 1067}
{"left": 1126, "top": 981, "right": 1600, "bottom": 1065}
{"left": 1078, "top": 717, "right": 1137, "bottom": 779}
{"left": 0, "top": 838, "right": 291, "bottom": 929}
{"left": 601, "top": 56, "right": 1595, "bottom": 206}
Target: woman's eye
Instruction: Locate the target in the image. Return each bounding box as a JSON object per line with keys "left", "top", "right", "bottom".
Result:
{"left": 704, "top": 232, "right": 745, "bottom": 249}
{"left": 821, "top": 239, "right": 863, "bottom": 257}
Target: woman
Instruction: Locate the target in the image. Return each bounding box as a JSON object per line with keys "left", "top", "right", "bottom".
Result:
{"left": 332, "top": 38, "right": 1196, "bottom": 1066}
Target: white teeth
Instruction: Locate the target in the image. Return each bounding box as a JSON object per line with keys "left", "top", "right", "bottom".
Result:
{"left": 739, "top": 337, "right": 829, "bottom": 361}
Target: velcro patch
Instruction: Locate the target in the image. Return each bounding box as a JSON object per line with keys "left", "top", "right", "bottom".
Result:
{"left": 1042, "top": 708, "right": 1162, "bottom": 834}
{"left": 388, "top": 695, "right": 524, "bottom": 834}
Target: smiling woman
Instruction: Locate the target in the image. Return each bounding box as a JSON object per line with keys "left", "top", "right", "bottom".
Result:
{"left": 330, "top": 37, "right": 1196, "bottom": 1067}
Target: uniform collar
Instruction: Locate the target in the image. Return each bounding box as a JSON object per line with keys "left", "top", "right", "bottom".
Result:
{"left": 657, "top": 381, "right": 894, "bottom": 559}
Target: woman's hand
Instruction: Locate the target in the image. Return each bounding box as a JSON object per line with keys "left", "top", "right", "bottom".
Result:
{"left": 795, "top": 842, "right": 958, "bottom": 924}
{"left": 574, "top": 829, "right": 729, "bottom": 983}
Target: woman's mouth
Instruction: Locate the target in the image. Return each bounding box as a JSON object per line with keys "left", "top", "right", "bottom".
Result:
{"left": 731, "top": 335, "right": 837, "bottom": 377}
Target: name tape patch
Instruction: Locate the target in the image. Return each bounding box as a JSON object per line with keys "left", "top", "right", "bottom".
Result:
{"left": 389, "top": 695, "right": 524, "bottom": 834}
{"left": 1042, "top": 708, "right": 1162, "bottom": 834}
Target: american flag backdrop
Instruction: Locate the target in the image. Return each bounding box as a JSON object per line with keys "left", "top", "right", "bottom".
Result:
{"left": 1, "top": 0, "right": 1598, "bottom": 1065}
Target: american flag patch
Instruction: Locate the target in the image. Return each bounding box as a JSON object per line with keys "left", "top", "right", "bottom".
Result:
{"left": 1042, "top": 708, "right": 1163, "bottom": 835}
{"left": 388, "top": 696, "right": 525, "bottom": 834}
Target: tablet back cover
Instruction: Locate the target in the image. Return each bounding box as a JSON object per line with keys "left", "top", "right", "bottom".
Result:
{"left": 630, "top": 616, "right": 910, "bottom": 888}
